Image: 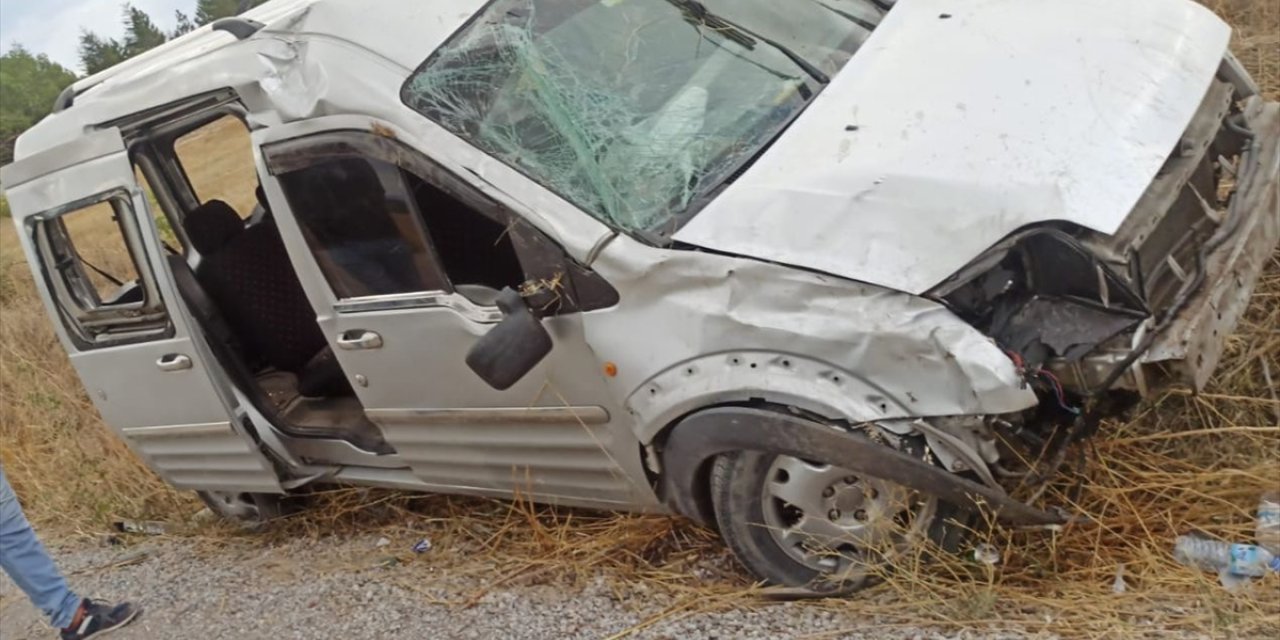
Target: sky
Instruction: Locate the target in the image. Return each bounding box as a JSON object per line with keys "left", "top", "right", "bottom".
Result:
{"left": 1, "top": 0, "right": 190, "bottom": 73}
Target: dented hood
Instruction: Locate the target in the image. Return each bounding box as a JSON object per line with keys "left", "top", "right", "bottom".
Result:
{"left": 673, "top": 0, "right": 1230, "bottom": 294}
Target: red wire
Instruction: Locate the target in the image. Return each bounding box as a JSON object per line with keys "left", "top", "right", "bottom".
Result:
{"left": 1005, "top": 350, "right": 1077, "bottom": 413}
{"left": 1005, "top": 350, "right": 1025, "bottom": 369}
{"left": 1038, "top": 369, "right": 1079, "bottom": 413}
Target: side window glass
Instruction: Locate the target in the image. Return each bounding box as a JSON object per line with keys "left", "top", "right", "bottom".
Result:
{"left": 278, "top": 157, "right": 448, "bottom": 299}
{"left": 173, "top": 115, "right": 259, "bottom": 219}
{"left": 33, "top": 193, "right": 168, "bottom": 347}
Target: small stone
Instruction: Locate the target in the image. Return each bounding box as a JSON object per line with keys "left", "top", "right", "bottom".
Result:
{"left": 972, "top": 543, "right": 1001, "bottom": 566}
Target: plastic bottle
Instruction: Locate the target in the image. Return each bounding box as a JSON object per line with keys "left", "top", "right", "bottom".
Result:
{"left": 1174, "top": 535, "right": 1280, "bottom": 578}
{"left": 1257, "top": 491, "right": 1280, "bottom": 556}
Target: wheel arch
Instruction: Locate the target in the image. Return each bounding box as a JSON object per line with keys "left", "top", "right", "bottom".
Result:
{"left": 653, "top": 405, "right": 1065, "bottom": 528}
{"left": 630, "top": 351, "right": 916, "bottom": 449}
{"left": 631, "top": 351, "right": 915, "bottom": 526}
{"left": 648, "top": 400, "right": 787, "bottom": 527}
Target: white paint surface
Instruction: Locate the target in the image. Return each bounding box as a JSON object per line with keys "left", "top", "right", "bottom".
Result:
{"left": 675, "top": 0, "right": 1231, "bottom": 293}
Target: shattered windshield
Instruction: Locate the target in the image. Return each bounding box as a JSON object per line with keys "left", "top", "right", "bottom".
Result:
{"left": 402, "top": 0, "right": 882, "bottom": 236}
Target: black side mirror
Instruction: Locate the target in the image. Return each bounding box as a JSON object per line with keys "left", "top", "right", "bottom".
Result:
{"left": 466, "top": 287, "right": 553, "bottom": 390}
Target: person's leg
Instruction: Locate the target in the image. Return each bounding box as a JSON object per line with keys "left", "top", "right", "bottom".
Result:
{"left": 0, "top": 465, "right": 83, "bottom": 628}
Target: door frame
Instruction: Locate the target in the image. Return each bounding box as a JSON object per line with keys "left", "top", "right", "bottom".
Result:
{"left": 249, "top": 117, "right": 656, "bottom": 508}
{"left": 2, "top": 128, "right": 284, "bottom": 494}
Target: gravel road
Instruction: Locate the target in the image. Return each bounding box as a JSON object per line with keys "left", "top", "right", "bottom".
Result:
{"left": 0, "top": 534, "right": 1057, "bottom": 640}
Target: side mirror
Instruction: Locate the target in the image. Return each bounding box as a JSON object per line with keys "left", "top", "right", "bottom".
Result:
{"left": 466, "top": 287, "right": 553, "bottom": 390}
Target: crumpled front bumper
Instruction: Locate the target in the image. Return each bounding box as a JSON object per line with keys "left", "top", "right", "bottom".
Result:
{"left": 1136, "top": 96, "right": 1280, "bottom": 392}
{"left": 1023, "top": 91, "right": 1279, "bottom": 397}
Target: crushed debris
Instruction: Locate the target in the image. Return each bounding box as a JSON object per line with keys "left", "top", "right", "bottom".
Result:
{"left": 112, "top": 520, "right": 167, "bottom": 536}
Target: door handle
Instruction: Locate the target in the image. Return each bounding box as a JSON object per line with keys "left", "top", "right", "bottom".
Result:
{"left": 336, "top": 330, "right": 383, "bottom": 350}
{"left": 156, "top": 353, "right": 193, "bottom": 372}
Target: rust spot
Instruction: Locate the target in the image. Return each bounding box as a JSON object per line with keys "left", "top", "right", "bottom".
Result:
{"left": 370, "top": 122, "right": 397, "bottom": 139}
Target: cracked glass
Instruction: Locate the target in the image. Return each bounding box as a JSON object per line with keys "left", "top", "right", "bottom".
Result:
{"left": 403, "top": 0, "right": 881, "bottom": 237}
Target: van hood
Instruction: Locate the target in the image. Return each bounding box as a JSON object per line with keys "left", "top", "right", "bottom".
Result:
{"left": 673, "top": 0, "right": 1231, "bottom": 295}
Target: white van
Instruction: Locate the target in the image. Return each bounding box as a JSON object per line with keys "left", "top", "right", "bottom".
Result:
{"left": 3, "top": 0, "right": 1276, "bottom": 593}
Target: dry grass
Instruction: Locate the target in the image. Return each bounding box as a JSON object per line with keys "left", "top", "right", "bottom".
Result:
{"left": 172, "top": 115, "right": 260, "bottom": 219}
{"left": 1, "top": 2, "right": 1279, "bottom": 637}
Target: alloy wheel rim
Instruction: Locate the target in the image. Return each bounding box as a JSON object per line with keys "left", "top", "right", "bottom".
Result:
{"left": 760, "top": 455, "right": 936, "bottom": 578}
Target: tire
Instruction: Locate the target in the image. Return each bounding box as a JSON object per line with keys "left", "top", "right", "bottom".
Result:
{"left": 197, "top": 491, "right": 289, "bottom": 523}
{"left": 711, "top": 449, "right": 972, "bottom": 594}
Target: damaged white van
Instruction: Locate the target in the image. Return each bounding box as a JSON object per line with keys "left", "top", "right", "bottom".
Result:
{"left": 3, "top": 0, "right": 1277, "bottom": 593}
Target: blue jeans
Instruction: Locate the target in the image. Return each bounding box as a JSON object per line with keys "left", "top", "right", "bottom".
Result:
{"left": 0, "top": 465, "right": 82, "bottom": 628}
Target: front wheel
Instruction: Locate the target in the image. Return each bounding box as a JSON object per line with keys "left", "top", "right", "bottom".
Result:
{"left": 711, "top": 449, "right": 969, "bottom": 594}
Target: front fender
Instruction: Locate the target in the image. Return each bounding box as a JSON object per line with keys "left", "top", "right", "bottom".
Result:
{"left": 628, "top": 351, "right": 902, "bottom": 445}
{"left": 584, "top": 240, "right": 1038, "bottom": 447}
{"left": 627, "top": 336, "right": 1035, "bottom": 446}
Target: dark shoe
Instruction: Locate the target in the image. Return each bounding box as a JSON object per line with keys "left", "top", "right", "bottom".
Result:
{"left": 60, "top": 599, "right": 141, "bottom": 639}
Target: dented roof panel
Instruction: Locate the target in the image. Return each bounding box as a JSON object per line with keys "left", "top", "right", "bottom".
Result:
{"left": 12, "top": 0, "right": 488, "bottom": 160}
{"left": 674, "top": 0, "right": 1231, "bottom": 294}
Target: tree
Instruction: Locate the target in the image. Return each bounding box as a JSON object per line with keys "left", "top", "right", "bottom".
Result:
{"left": 78, "top": 31, "right": 128, "bottom": 75}
{"left": 172, "top": 10, "right": 198, "bottom": 37}
{"left": 195, "top": 0, "right": 269, "bottom": 26}
{"left": 78, "top": 4, "right": 169, "bottom": 75}
{"left": 0, "top": 46, "right": 79, "bottom": 164}
{"left": 10, "top": 0, "right": 276, "bottom": 164}
{"left": 122, "top": 6, "right": 168, "bottom": 54}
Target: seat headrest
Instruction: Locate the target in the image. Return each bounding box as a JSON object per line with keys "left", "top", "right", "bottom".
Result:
{"left": 184, "top": 200, "right": 243, "bottom": 255}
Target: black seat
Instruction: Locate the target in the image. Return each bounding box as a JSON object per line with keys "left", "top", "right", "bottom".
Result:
{"left": 182, "top": 200, "right": 347, "bottom": 396}
{"left": 184, "top": 199, "right": 245, "bottom": 256}
{"left": 166, "top": 253, "right": 243, "bottom": 361}
{"left": 168, "top": 253, "right": 382, "bottom": 451}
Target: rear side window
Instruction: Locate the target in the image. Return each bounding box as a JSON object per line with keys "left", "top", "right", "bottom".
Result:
{"left": 32, "top": 191, "right": 169, "bottom": 347}
{"left": 173, "top": 115, "right": 259, "bottom": 219}
{"left": 277, "top": 157, "right": 448, "bottom": 299}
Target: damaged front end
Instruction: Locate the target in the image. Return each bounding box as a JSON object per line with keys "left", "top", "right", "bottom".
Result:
{"left": 730, "top": 73, "right": 1280, "bottom": 544}
{"left": 932, "top": 78, "right": 1280, "bottom": 405}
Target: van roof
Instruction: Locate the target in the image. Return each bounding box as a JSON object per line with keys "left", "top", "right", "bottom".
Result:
{"left": 14, "top": 0, "right": 486, "bottom": 159}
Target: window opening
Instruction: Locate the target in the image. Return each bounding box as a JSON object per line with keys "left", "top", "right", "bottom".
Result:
{"left": 33, "top": 192, "right": 168, "bottom": 347}
{"left": 407, "top": 172, "right": 524, "bottom": 294}
{"left": 278, "top": 156, "right": 447, "bottom": 299}
{"left": 173, "top": 115, "right": 260, "bottom": 219}
{"left": 59, "top": 201, "right": 140, "bottom": 303}
{"left": 134, "top": 167, "right": 182, "bottom": 251}
{"left": 267, "top": 131, "right": 619, "bottom": 313}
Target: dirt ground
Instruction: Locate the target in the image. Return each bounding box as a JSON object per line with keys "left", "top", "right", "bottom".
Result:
{"left": 0, "top": 535, "right": 1072, "bottom": 640}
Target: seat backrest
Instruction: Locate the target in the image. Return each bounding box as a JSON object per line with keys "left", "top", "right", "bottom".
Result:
{"left": 184, "top": 199, "right": 244, "bottom": 255}
{"left": 165, "top": 253, "right": 239, "bottom": 353}
{"left": 184, "top": 202, "right": 328, "bottom": 373}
